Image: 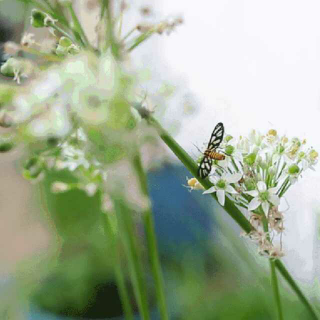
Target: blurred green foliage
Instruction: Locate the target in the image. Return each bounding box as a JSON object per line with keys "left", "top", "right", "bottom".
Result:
{"left": 32, "top": 169, "right": 118, "bottom": 316}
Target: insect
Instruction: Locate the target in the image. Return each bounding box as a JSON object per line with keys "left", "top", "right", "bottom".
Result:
{"left": 198, "top": 122, "right": 225, "bottom": 179}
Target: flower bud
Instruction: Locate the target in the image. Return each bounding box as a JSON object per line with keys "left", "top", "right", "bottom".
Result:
{"left": 225, "top": 145, "right": 234, "bottom": 156}
{"left": 67, "top": 44, "right": 80, "bottom": 55}
{"left": 244, "top": 178, "right": 255, "bottom": 191}
{"left": 244, "top": 153, "right": 256, "bottom": 166}
{"left": 23, "top": 159, "right": 43, "bottom": 180}
{"left": 0, "top": 111, "right": 13, "bottom": 128}
{"left": 0, "top": 58, "right": 19, "bottom": 77}
{"left": 288, "top": 164, "right": 299, "bottom": 175}
{"left": 55, "top": 45, "right": 68, "bottom": 57}
{"left": 59, "top": 36, "right": 73, "bottom": 48}
{"left": 0, "top": 136, "right": 14, "bottom": 152}
{"left": 30, "top": 9, "right": 46, "bottom": 28}
{"left": 225, "top": 135, "right": 233, "bottom": 142}
{"left": 277, "top": 144, "right": 285, "bottom": 154}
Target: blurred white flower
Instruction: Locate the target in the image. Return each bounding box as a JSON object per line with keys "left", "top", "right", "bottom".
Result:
{"left": 51, "top": 181, "right": 70, "bottom": 193}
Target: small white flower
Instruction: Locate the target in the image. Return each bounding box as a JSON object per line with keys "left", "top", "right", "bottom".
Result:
{"left": 203, "top": 172, "right": 242, "bottom": 206}
{"left": 262, "top": 129, "right": 279, "bottom": 148}
{"left": 245, "top": 181, "right": 279, "bottom": 215}
{"left": 284, "top": 137, "right": 302, "bottom": 161}
{"left": 300, "top": 149, "right": 318, "bottom": 171}
{"left": 248, "top": 129, "right": 264, "bottom": 150}
{"left": 236, "top": 136, "right": 250, "bottom": 154}
{"left": 21, "top": 33, "right": 35, "bottom": 47}
{"left": 83, "top": 183, "right": 98, "bottom": 196}
{"left": 51, "top": 181, "right": 69, "bottom": 193}
{"left": 56, "top": 144, "right": 90, "bottom": 171}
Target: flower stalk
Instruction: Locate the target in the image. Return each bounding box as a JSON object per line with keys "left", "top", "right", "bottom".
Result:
{"left": 132, "top": 152, "right": 169, "bottom": 320}
{"left": 270, "top": 259, "right": 283, "bottom": 320}
{"left": 65, "top": 3, "right": 90, "bottom": 48}
{"left": 112, "top": 195, "right": 151, "bottom": 320}
{"left": 101, "top": 211, "right": 134, "bottom": 320}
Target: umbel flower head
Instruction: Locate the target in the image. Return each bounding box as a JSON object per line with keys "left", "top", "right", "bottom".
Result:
{"left": 191, "top": 128, "right": 318, "bottom": 259}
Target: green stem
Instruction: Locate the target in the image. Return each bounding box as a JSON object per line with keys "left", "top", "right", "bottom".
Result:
{"left": 42, "top": 0, "right": 55, "bottom": 13}
{"left": 49, "top": 23, "right": 76, "bottom": 43}
{"left": 101, "top": 212, "right": 134, "bottom": 320}
{"left": 275, "top": 259, "right": 318, "bottom": 320}
{"left": 132, "top": 153, "right": 169, "bottom": 320}
{"left": 270, "top": 259, "right": 284, "bottom": 320}
{"left": 121, "top": 26, "right": 137, "bottom": 42}
{"left": 262, "top": 218, "right": 283, "bottom": 320}
{"left": 128, "top": 27, "right": 158, "bottom": 52}
{"left": 113, "top": 195, "right": 151, "bottom": 320}
{"left": 66, "top": 4, "right": 90, "bottom": 48}
{"left": 137, "top": 111, "right": 319, "bottom": 320}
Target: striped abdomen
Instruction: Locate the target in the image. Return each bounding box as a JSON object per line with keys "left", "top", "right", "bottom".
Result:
{"left": 204, "top": 150, "right": 225, "bottom": 160}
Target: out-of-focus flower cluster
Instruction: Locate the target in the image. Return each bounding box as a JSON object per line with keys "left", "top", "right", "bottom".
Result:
{"left": 0, "top": 2, "right": 183, "bottom": 213}
{"left": 189, "top": 129, "right": 318, "bottom": 258}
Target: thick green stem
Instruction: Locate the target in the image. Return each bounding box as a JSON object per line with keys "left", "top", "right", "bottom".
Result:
{"left": 113, "top": 195, "right": 151, "bottom": 320}
{"left": 139, "top": 112, "right": 319, "bottom": 320}
{"left": 270, "top": 259, "right": 284, "bottom": 320}
{"left": 101, "top": 212, "right": 134, "bottom": 320}
{"left": 132, "top": 153, "right": 169, "bottom": 320}
{"left": 275, "top": 260, "right": 318, "bottom": 320}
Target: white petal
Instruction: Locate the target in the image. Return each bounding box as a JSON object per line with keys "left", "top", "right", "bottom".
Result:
{"left": 226, "top": 172, "right": 242, "bottom": 183}
{"left": 226, "top": 185, "right": 238, "bottom": 194}
{"left": 245, "top": 190, "right": 259, "bottom": 197}
{"left": 257, "top": 181, "right": 267, "bottom": 192}
{"left": 269, "top": 195, "right": 280, "bottom": 206}
{"left": 262, "top": 201, "right": 270, "bottom": 215}
{"left": 248, "top": 197, "right": 261, "bottom": 211}
{"left": 219, "top": 159, "right": 229, "bottom": 169}
{"left": 208, "top": 175, "right": 219, "bottom": 184}
{"left": 268, "top": 187, "right": 278, "bottom": 194}
{"left": 217, "top": 190, "right": 225, "bottom": 206}
{"left": 203, "top": 186, "right": 216, "bottom": 194}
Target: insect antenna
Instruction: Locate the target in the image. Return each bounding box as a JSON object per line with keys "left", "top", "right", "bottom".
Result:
{"left": 193, "top": 143, "right": 204, "bottom": 155}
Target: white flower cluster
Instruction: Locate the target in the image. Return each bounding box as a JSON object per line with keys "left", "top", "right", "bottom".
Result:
{"left": 189, "top": 129, "right": 318, "bottom": 258}
{"left": 24, "top": 127, "right": 107, "bottom": 199}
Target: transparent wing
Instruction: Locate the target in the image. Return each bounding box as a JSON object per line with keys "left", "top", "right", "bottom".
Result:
{"left": 198, "top": 156, "right": 212, "bottom": 179}
{"left": 207, "top": 122, "right": 224, "bottom": 150}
